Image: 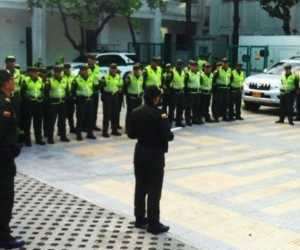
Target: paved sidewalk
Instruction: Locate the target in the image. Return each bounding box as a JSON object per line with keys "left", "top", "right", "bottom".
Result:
{"left": 11, "top": 173, "right": 197, "bottom": 250}
{"left": 16, "top": 106, "right": 300, "bottom": 250}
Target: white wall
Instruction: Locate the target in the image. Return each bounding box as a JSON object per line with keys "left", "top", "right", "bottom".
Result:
{"left": 0, "top": 9, "right": 30, "bottom": 69}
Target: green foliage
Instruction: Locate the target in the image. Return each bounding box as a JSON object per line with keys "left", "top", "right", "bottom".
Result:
{"left": 27, "top": 0, "right": 168, "bottom": 26}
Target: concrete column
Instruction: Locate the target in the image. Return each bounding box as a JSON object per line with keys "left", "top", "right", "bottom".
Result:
{"left": 150, "top": 9, "right": 162, "bottom": 43}
{"left": 31, "top": 5, "right": 46, "bottom": 65}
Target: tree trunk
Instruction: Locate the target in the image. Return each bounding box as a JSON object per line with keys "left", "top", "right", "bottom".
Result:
{"left": 185, "top": 0, "right": 193, "bottom": 51}
{"left": 79, "top": 26, "right": 85, "bottom": 56}
{"left": 282, "top": 8, "right": 291, "bottom": 35}
{"left": 127, "top": 17, "right": 138, "bottom": 55}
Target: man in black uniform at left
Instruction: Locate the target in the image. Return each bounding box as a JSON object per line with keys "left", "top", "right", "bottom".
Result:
{"left": 128, "top": 85, "right": 174, "bottom": 235}
{"left": 0, "top": 70, "right": 25, "bottom": 249}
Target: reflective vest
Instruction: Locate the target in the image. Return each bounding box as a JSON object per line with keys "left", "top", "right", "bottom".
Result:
{"left": 6, "top": 68, "right": 21, "bottom": 96}
{"left": 216, "top": 67, "right": 231, "bottom": 85}
{"left": 103, "top": 73, "right": 122, "bottom": 94}
{"left": 49, "top": 77, "right": 68, "bottom": 101}
{"left": 62, "top": 73, "right": 75, "bottom": 90}
{"left": 88, "top": 65, "right": 100, "bottom": 91}
{"left": 170, "top": 69, "right": 185, "bottom": 89}
{"left": 75, "top": 75, "right": 94, "bottom": 98}
{"left": 200, "top": 72, "right": 213, "bottom": 91}
{"left": 24, "top": 76, "right": 44, "bottom": 101}
{"left": 231, "top": 70, "right": 244, "bottom": 89}
{"left": 127, "top": 73, "right": 143, "bottom": 95}
{"left": 281, "top": 73, "right": 296, "bottom": 93}
{"left": 197, "top": 59, "right": 207, "bottom": 71}
{"left": 186, "top": 71, "right": 200, "bottom": 93}
{"left": 145, "top": 65, "right": 162, "bottom": 87}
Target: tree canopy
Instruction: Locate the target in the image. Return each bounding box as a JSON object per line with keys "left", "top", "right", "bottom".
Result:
{"left": 27, "top": 0, "right": 167, "bottom": 54}
{"left": 258, "top": 0, "right": 300, "bottom": 35}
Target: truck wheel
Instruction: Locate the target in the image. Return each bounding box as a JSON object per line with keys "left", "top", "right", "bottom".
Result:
{"left": 244, "top": 101, "right": 260, "bottom": 111}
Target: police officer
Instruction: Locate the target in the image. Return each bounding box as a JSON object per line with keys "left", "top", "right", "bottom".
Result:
{"left": 197, "top": 54, "right": 207, "bottom": 73}
{"left": 184, "top": 60, "right": 200, "bottom": 126}
{"left": 161, "top": 63, "right": 172, "bottom": 114}
{"left": 63, "top": 63, "right": 76, "bottom": 133}
{"left": 21, "top": 67, "right": 46, "bottom": 146}
{"left": 39, "top": 67, "right": 50, "bottom": 138}
{"left": 166, "top": 59, "right": 186, "bottom": 127}
{"left": 87, "top": 55, "right": 101, "bottom": 131}
{"left": 212, "top": 58, "right": 231, "bottom": 122}
{"left": 275, "top": 64, "right": 298, "bottom": 126}
{"left": 0, "top": 70, "right": 25, "bottom": 249}
{"left": 229, "top": 62, "right": 245, "bottom": 121}
{"left": 100, "top": 63, "right": 122, "bottom": 138}
{"left": 124, "top": 64, "right": 143, "bottom": 133}
{"left": 199, "top": 63, "right": 214, "bottom": 123}
{"left": 4, "top": 56, "right": 22, "bottom": 129}
{"left": 71, "top": 65, "right": 96, "bottom": 141}
{"left": 44, "top": 66, "right": 70, "bottom": 144}
{"left": 143, "top": 56, "right": 162, "bottom": 88}
{"left": 128, "top": 85, "right": 174, "bottom": 235}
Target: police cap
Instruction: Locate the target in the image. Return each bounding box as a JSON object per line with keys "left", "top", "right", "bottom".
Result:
{"left": 110, "top": 63, "right": 117, "bottom": 69}
{"left": 53, "top": 66, "right": 63, "bottom": 72}
{"left": 236, "top": 62, "right": 243, "bottom": 67}
{"left": 204, "top": 63, "right": 211, "bottom": 68}
{"left": 39, "top": 67, "right": 48, "bottom": 73}
{"left": 284, "top": 64, "right": 292, "bottom": 70}
{"left": 165, "top": 63, "right": 172, "bottom": 68}
{"left": 86, "top": 54, "right": 96, "bottom": 60}
{"left": 151, "top": 56, "right": 160, "bottom": 62}
{"left": 133, "top": 63, "right": 141, "bottom": 70}
{"left": 144, "top": 85, "right": 161, "bottom": 100}
{"left": 190, "top": 60, "right": 198, "bottom": 66}
{"left": 176, "top": 59, "right": 183, "bottom": 65}
{"left": 216, "top": 62, "right": 222, "bottom": 67}
{"left": 63, "top": 63, "right": 71, "bottom": 69}
{"left": 28, "top": 66, "right": 39, "bottom": 72}
{"left": 222, "top": 57, "right": 229, "bottom": 63}
{"left": 0, "top": 70, "right": 13, "bottom": 86}
{"left": 5, "top": 55, "right": 16, "bottom": 63}
{"left": 79, "top": 64, "right": 88, "bottom": 71}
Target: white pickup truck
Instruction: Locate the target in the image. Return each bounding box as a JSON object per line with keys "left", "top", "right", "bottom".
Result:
{"left": 243, "top": 58, "right": 300, "bottom": 111}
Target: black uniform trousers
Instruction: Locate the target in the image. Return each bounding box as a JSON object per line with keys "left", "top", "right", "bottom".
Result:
{"left": 199, "top": 93, "right": 212, "bottom": 120}
{"left": 92, "top": 92, "right": 99, "bottom": 128}
{"left": 10, "top": 95, "right": 20, "bottom": 128}
{"left": 48, "top": 103, "right": 67, "bottom": 139}
{"left": 0, "top": 160, "right": 15, "bottom": 241}
{"left": 134, "top": 144, "right": 164, "bottom": 227}
{"left": 295, "top": 91, "right": 300, "bottom": 119}
{"left": 102, "top": 93, "right": 119, "bottom": 134}
{"left": 66, "top": 97, "right": 75, "bottom": 130}
{"left": 23, "top": 99, "right": 44, "bottom": 142}
{"left": 117, "top": 92, "right": 123, "bottom": 127}
{"left": 185, "top": 93, "right": 200, "bottom": 124}
{"left": 43, "top": 102, "right": 50, "bottom": 136}
{"left": 213, "top": 87, "right": 230, "bottom": 120}
{"left": 125, "top": 96, "right": 142, "bottom": 132}
{"left": 162, "top": 91, "right": 170, "bottom": 115}
{"left": 279, "top": 91, "right": 295, "bottom": 122}
{"left": 229, "top": 90, "right": 242, "bottom": 119}
{"left": 168, "top": 89, "right": 185, "bottom": 126}
{"left": 76, "top": 98, "right": 94, "bottom": 134}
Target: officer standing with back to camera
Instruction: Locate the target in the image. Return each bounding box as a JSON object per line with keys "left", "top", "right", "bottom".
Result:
{"left": 0, "top": 69, "right": 25, "bottom": 249}
{"left": 128, "top": 85, "right": 174, "bottom": 235}
{"left": 275, "top": 64, "right": 298, "bottom": 126}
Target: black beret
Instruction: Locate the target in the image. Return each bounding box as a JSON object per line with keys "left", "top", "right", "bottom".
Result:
{"left": 0, "top": 70, "right": 13, "bottom": 86}
{"left": 144, "top": 85, "right": 161, "bottom": 99}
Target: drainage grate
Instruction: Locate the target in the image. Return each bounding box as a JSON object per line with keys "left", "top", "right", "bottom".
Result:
{"left": 11, "top": 174, "right": 197, "bottom": 250}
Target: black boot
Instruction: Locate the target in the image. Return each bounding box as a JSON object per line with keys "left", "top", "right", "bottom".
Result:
{"left": 288, "top": 117, "right": 294, "bottom": 126}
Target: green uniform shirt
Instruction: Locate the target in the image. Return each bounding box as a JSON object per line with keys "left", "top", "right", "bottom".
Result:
{"left": 73, "top": 75, "right": 94, "bottom": 98}
{"left": 231, "top": 70, "right": 244, "bottom": 89}
{"left": 144, "top": 65, "right": 162, "bottom": 87}
{"left": 22, "top": 76, "right": 44, "bottom": 101}
{"left": 200, "top": 72, "right": 213, "bottom": 92}
{"left": 126, "top": 73, "right": 143, "bottom": 96}
{"left": 186, "top": 71, "right": 201, "bottom": 93}
{"left": 216, "top": 66, "right": 231, "bottom": 86}
{"left": 170, "top": 69, "right": 185, "bottom": 89}
{"left": 281, "top": 73, "right": 296, "bottom": 93}
{"left": 48, "top": 77, "right": 68, "bottom": 103}
{"left": 88, "top": 64, "right": 100, "bottom": 92}
{"left": 103, "top": 73, "right": 122, "bottom": 94}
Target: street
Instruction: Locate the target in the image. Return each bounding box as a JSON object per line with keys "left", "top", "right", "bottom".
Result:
{"left": 14, "top": 105, "right": 300, "bottom": 250}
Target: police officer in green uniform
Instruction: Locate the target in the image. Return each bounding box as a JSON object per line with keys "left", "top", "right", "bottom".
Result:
{"left": 39, "top": 67, "right": 50, "bottom": 138}
{"left": 21, "top": 67, "right": 46, "bottom": 146}
{"left": 275, "top": 64, "right": 298, "bottom": 126}
{"left": 128, "top": 85, "right": 174, "bottom": 235}
{"left": 184, "top": 60, "right": 200, "bottom": 126}
{"left": 0, "top": 69, "right": 25, "bottom": 249}
{"left": 229, "top": 62, "right": 244, "bottom": 121}
{"left": 166, "top": 59, "right": 186, "bottom": 127}
{"left": 63, "top": 63, "right": 76, "bottom": 133}
{"left": 161, "top": 63, "right": 172, "bottom": 114}
{"left": 124, "top": 64, "right": 143, "bottom": 133}
{"left": 44, "top": 66, "right": 70, "bottom": 144}
{"left": 197, "top": 54, "right": 207, "bottom": 73}
{"left": 87, "top": 55, "right": 101, "bottom": 131}
{"left": 212, "top": 58, "right": 231, "bottom": 122}
{"left": 199, "top": 63, "right": 214, "bottom": 123}
{"left": 143, "top": 56, "right": 163, "bottom": 89}
{"left": 100, "top": 63, "right": 122, "bottom": 138}
{"left": 71, "top": 65, "right": 97, "bottom": 141}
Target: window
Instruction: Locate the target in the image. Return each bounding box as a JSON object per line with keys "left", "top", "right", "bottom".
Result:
{"left": 97, "top": 55, "right": 126, "bottom": 66}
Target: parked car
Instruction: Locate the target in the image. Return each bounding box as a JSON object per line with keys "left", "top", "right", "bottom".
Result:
{"left": 73, "top": 52, "right": 138, "bottom": 80}
{"left": 243, "top": 58, "right": 300, "bottom": 111}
